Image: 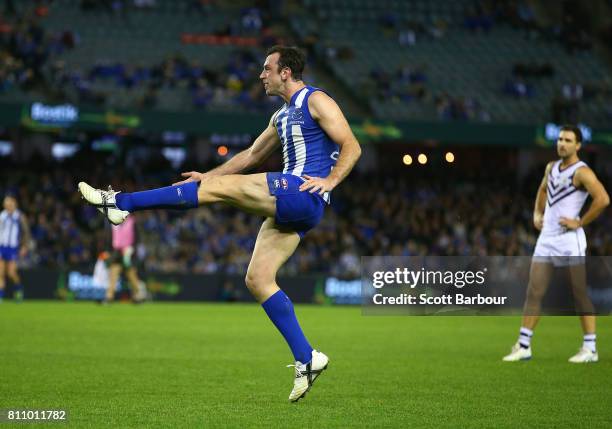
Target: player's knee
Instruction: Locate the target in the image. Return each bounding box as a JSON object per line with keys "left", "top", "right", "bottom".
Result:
{"left": 197, "top": 178, "right": 213, "bottom": 200}
{"left": 526, "top": 285, "right": 545, "bottom": 302}
{"left": 244, "top": 272, "right": 259, "bottom": 292}
{"left": 244, "top": 270, "right": 272, "bottom": 293}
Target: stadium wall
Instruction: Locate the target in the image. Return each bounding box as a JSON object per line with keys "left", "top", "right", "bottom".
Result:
{"left": 6, "top": 101, "right": 612, "bottom": 145}
{"left": 16, "top": 266, "right": 610, "bottom": 314}
{"left": 18, "top": 267, "right": 347, "bottom": 304}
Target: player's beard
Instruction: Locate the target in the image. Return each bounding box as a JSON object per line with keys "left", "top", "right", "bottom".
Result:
{"left": 263, "top": 84, "right": 275, "bottom": 96}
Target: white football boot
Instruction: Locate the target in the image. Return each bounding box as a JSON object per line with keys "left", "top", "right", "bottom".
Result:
{"left": 288, "top": 350, "right": 329, "bottom": 402}
{"left": 568, "top": 347, "right": 598, "bottom": 363}
{"left": 502, "top": 342, "right": 532, "bottom": 361}
{"left": 78, "top": 182, "right": 129, "bottom": 225}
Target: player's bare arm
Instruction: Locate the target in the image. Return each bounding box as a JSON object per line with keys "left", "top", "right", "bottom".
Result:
{"left": 559, "top": 167, "right": 610, "bottom": 230}
{"left": 533, "top": 161, "right": 553, "bottom": 230}
{"left": 173, "top": 116, "right": 281, "bottom": 185}
{"left": 299, "top": 91, "right": 362, "bottom": 195}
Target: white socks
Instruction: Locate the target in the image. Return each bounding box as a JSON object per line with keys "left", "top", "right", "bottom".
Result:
{"left": 583, "top": 334, "right": 596, "bottom": 352}
{"left": 518, "top": 327, "right": 533, "bottom": 349}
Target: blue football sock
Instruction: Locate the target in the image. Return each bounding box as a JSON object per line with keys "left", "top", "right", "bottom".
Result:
{"left": 115, "top": 182, "right": 199, "bottom": 212}
{"left": 0, "top": 289, "right": 4, "bottom": 298}
{"left": 262, "top": 290, "right": 313, "bottom": 363}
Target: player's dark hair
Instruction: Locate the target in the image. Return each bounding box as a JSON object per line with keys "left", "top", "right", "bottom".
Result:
{"left": 560, "top": 124, "right": 582, "bottom": 143}
{"left": 266, "top": 45, "right": 305, "bottom": 81}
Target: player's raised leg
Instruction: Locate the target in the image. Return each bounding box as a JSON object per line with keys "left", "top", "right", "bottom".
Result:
{"left": 503, "top": 261, "right": 552, "bottom": 361}
{"left": 246, "top": 218, "right": 328, "bottom": 402}
{"left": 78, "top": 173, "right": 275, "bottom": 225}
{"left": 196, "top": 173, "right": 275, "bottom": 217}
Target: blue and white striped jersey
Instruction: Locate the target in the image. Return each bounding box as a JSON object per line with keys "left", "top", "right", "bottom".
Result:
{"left": 0, "top": 209, "right": 22, "bottom": 248}
{"left": 273, "top": 86, "right": 339, "bottom": 203}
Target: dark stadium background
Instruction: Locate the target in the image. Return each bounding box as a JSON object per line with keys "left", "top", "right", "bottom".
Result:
{"left": 0, "top": 1, "right": 611, "bottom": 427}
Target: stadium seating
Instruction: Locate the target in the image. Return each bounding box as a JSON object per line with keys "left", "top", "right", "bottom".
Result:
{"left": 0, "top": 0, "right": 610, "bottom": 124}
{"left": 0, "top": 0, "right": 274, "bottom": 113}
{"left": 294, "top": 0, "right": 611, "bottom": 124}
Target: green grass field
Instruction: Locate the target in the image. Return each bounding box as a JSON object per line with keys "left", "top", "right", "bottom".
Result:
{"left": 0, "top": 302, "right": 610, "bottom": 428}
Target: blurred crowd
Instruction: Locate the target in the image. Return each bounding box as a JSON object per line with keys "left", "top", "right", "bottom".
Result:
{"left": 2, "top": 154, "right": 610, "bottom": 278}
{"left": 48, "top": 49, "right": 280, "bottom": 113}
{"left": 0, "top": 0, "right": 285, "bottom": 112}
{"left": 0, "top": 3, "right": 78, "bottom": 94}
